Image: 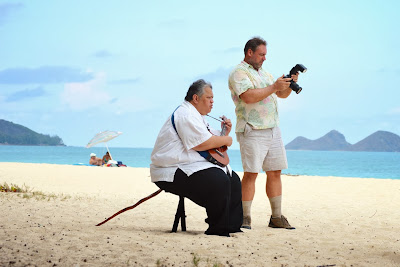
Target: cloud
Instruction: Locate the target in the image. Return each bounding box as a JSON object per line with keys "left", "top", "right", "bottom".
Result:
{"left": 61, "top": 72, "right": 111, "bottom": 111}
{"left": 197, "top": 67, "right": 233, "bottom": 82}
{"left": 158, "top": 18, "right": 186, "bottom": 28}
{"left": 92, "top": 50, "right": 113, "bottom": 58}
{"left": 0, "top": 66, "right": 94, "bottom": 84}
{"left": 0, "top": 2, "right": 23, "bottom": 25}
{"left": 216, "top": 46, "right": 242, "bottom": 54}
{"left": 5, "top": 86, "right": 46, "bottom": 102}
{"left": 109, "top": 78, "right": 140, "bottom": 84}
{"left": 112, "top": 95, "right": 152, "bottom": 115}
{"left": 388, "top": 107, "right": 400, "bottom": 114}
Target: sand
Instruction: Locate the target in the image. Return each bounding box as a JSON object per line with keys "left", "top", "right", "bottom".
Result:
{"left": 0, "top": 162, "right": 399, "bottom": 266}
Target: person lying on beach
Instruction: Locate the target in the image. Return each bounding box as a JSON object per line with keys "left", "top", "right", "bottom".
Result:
{"left": 150, "top": 79, "right": 243, "bottom": 237}
{"left": 89, "top": 153, "right": 103, "bottom": 166}
{"left": 102, "top": 152, "right": 111, "bottom": 164}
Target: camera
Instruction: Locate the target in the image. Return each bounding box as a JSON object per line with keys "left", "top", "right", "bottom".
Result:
{"left": 284, "top": 64, "right": 307, "bottom": 94}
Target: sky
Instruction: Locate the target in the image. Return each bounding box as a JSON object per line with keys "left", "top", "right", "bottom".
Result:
{"left": 0, "top": 0, "right": 399, "bottom": 149}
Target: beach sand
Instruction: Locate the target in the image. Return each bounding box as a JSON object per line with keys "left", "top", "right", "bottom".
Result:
{"left": 0, "top": 162, "right": 399, "bottom": 266}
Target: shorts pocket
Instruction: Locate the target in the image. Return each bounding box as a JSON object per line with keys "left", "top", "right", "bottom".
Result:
{"left": 244, "top": 123, "right": 253, "bottom": 137}
{"left": 273, "top": 127, "right": 281, "bottom": 139}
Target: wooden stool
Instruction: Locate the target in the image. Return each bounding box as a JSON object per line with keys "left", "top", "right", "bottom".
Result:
{"left": 171, "top": 196, "right": 186, "bottom": 232}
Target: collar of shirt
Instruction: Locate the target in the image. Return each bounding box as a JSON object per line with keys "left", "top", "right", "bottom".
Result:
{"left": 241, "top": 60, "right": 263, "bottom": 73}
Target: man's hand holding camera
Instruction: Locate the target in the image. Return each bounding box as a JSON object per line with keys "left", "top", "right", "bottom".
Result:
{"left": 240, "top": 64, "right": 305, "bottom": 103}
{"left": 285, "top": 64, "right": 307, "bottom": 94}
{"left": 291, "top": 73, "right": 299, "bottom": 83}
{"left": 273, "top": 75, "right": 295, "bottom": 98}
{"left": 274, "top": 71, "right": 300, "bottom": 98}
{"left": 274, "top": 75, "right": 293, "bottom": 91}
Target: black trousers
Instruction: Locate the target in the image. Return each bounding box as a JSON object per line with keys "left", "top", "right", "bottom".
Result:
{"left": 156, "top": 167, "right": 243, "bottom": 236}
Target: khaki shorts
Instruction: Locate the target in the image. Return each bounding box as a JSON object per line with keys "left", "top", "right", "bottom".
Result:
{"left": 236, "top": 125, "right": 288, "bottom": 173}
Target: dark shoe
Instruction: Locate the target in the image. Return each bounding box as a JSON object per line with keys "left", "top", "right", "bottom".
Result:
{"left": 205, "top": 228, "right": 230, "bottom": 237}
{"left": 241, "top": 215, "right": 251, "bottom": 229}
{"left": 268, "top": 215, "right": 295, "bottom": 230}
{"left": 229, "top": 228, "right": 243, "bottom": 233}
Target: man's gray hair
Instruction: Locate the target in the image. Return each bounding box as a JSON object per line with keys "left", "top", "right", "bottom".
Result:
{"left": 185, "top": 79, "right": 212, "bottom": 101}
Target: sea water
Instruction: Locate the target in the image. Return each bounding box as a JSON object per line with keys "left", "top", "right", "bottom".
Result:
{"left": 0, "top": 146, "right": 399, "bottom": 180}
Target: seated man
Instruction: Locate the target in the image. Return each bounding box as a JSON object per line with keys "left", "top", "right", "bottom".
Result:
{"left": 150, "top": 79, "right": 243, "bottom": 237}
{"left": 89, "top": 153, "right": 102, "bottom": 166}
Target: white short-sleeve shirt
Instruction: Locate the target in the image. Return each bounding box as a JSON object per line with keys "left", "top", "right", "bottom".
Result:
{"left": 150, "top": 101, "right": 229, "bottom": 182}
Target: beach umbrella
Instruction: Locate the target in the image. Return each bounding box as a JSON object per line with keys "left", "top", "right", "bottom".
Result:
{"left": 86, "top": 130, "right": 122, "bottom": 160}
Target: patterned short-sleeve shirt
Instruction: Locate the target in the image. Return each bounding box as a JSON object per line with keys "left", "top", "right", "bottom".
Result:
{"left": 228, "top": 61, "right": 279, "bottom": 133}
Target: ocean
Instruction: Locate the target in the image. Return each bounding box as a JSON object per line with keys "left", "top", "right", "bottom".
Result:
{"left": 0, "top": 146, "right": 399, "bottom": 180}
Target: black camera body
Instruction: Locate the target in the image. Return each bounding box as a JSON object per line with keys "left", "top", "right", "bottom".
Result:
{"left": 284, "top": 64, "right": 307, "bottom": 94}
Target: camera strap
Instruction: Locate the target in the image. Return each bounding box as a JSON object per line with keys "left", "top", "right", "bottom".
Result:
{"left": 170, "top": 106, "right": 211, "bottom": 161}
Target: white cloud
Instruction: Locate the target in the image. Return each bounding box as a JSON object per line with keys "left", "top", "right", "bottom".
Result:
{"left": 112, "top": 95, "right": 152, "bottom": 115}
{"left": 61, "top": 72, "right": 111, "bottom": 111}
{"left": 388, "top": 107, "right": 400, "bottom": 114}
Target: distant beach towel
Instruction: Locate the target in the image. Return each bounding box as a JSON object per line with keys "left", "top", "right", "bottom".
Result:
{"left": 73, "top": 163, "right": 98, "bottom": 166}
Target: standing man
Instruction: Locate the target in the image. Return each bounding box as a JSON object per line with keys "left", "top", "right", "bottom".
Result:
{"left": 151, "top": 79, "right": 243, "bottom": 237}
{"left": 228, "top": 37, "right": 298, "bottom": 230}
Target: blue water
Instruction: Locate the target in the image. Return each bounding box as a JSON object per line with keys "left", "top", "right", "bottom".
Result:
{"left": 0, "top": 146, "right": 399, "bottom": 179}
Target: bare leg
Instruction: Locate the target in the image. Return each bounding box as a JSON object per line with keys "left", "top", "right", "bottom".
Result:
{"left": 241, "top": 172, "right": 258, "bottom": 201}
{"left": 266, "top": 170, "right": 282, "bottom": 198}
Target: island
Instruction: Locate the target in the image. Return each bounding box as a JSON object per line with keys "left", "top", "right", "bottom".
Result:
{"left": 0, "top": 119, "right": 64, "bottom": 146}
{"left": 285, "top": 130, "right": 400, "bottom": 152}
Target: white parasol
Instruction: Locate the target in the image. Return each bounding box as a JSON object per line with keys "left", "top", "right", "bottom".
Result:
{"left": 86, "top": 130, "right": 122, "bottom": 160}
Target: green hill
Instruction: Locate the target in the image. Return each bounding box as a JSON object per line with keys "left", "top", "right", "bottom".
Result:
{"left": 285, "top": 130, "right": 351, "bottom": 151}
{"left": 0, "top": 119, "right": 65, "bottom": 146}
{"left": 349, "top": 131, "right": 400, "bottom": 152}
{"left": 286, "top": 130, "right": 400, "bottom": 152}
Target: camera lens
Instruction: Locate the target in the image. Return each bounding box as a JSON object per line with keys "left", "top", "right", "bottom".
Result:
{"left": 290, "top": 81, "right": 302, "bottom": 94}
